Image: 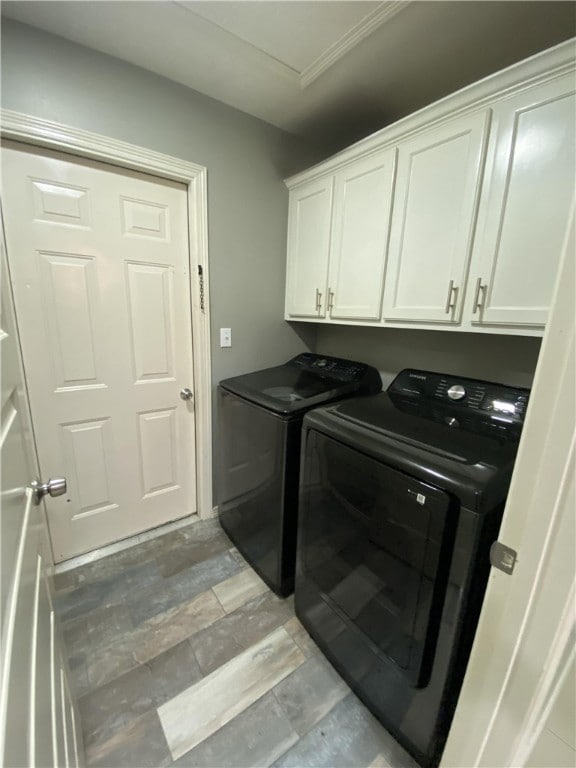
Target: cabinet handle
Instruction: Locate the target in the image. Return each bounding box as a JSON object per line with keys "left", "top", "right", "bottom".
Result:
{"left": 328, "top": 289, "right": 334, "bottom": 313}
{"left": 315, "top": 288, "right": 322, "bottom": 314}
{"left": 472, "top": 278, "right": 487, "bottom": 314}
{"left": 444, "top": 280, "right": 459, "bottom": 315}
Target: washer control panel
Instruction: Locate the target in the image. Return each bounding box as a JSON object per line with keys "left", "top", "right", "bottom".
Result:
{"left": 293, "top": 354, "right": 366, "bottom": 380}
{"left": 389, "top": 369, "right": 530, "bottom": 424}
{"left": 447, "top": 384, "right": 466, "bottom": 401}
{"left": 290, "top": 353, "right": 382, "bottom": 390}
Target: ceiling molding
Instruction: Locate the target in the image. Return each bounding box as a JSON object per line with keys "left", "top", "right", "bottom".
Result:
{"left": 2, "top": 2, "right": 573, "bottom": 142}
{"left": 174, "top": 0, "right": 300, "bottom": 84}
{"left": 300, "top": 1, "right": 410, "bottom": 88}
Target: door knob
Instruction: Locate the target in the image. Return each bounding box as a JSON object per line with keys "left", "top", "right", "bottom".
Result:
{"left": 180, "top": 388, "right": 194, "bottom": 401}
{"left": 31, "top": 477, "right": 67, "bottom": 505}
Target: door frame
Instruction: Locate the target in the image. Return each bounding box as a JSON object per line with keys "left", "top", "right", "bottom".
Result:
{"left": 0, "top": 108, "right": 214, "bottom": 522}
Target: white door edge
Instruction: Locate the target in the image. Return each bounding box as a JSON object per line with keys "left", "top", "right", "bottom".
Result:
{"left": 510, "top": 576, "right": 576, "bottom": 766}
{"left": 0, "top": 109, "right": 213, "bottom": 521}
{"left": 0, "top": 489, "right": 33, "bottom": 760}
{"left": 441, "top": 210, "right": 576, "bottom": 766}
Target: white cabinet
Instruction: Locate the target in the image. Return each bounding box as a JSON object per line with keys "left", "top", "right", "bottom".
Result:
{"left": 465, "top": 74, "right": 576, "bottom": 328}
{"left": 382, "top": 112, "right": 489, "bottom": 324}
{"left": 328, "top": 150, "right": 396, "bottom": 321}
{"left": 284, "top": 42, "right": 575, "bottom": 336}
{"left": 285, "top": 176, "right": 333, "bottom": 319}
{"left": 285, "top": 149, "right": 395, "bottom": 322}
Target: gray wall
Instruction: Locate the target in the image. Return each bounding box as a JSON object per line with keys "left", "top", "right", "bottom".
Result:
{"left": 1, "top": 19, "right": 319, "bottom": 496}
{"left": 1, "top": 20, "right": 544, "bottom": 508}
{"left": 315, "top": 326, "right": 541, "bottom": 389}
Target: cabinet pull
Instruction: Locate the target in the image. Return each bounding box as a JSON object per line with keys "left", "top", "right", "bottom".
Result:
{"left": 315, "top": 288, "right": 322, "bottom": 314}
{"left": 444, "top": 280, "right": 459, "bottom": 315}
{"left": 328, "top": 289, "right": 334, "bottom": 313}
{"left": 472, "top": 278, "right": 487, "bottom": 314}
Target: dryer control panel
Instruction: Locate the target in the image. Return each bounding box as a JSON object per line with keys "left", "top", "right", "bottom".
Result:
{"left": 389, "top": 369, "right": 530, "bottom": 425}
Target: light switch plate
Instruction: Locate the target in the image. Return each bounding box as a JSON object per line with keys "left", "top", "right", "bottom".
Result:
{"left": 220, "top": 328, "right": 232, "bottom": 347}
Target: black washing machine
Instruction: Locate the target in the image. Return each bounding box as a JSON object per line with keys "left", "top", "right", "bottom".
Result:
{"left": 217, "top": 353, "right": 382, "bottom": 596}
{"left": 295, "top": 368, "right": 530, "bottom": 767}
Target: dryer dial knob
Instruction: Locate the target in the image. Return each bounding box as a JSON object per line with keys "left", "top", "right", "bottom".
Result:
{"left": 447, "top": 384, "right": 466, "bottom": 401}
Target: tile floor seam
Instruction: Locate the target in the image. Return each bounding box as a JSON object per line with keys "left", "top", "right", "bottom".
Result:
{"left": 270, "top": 687, "right": 297, "bottom": 736}
{"left": 210, "top": 584, "right": 228, "bottom": 615}
{"left": 271, "top": 656, "right": 350, "bottom": 743}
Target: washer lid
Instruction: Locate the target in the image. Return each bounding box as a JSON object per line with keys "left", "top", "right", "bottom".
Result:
{"left": 218, "top": 353, "right": 381, "bottom": 415}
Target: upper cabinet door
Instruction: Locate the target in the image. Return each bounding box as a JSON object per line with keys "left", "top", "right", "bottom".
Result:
{"left": 382, "top": 112, "right": 489, "bottom": 323}
{"left": 285, "top": 176, "right": 333, "bottom": 319}
{"left": 328, "top": 149, "right": 396, "bottom": 321}
{"left": 467, "top": 75, "right": 576, "bottom": 328}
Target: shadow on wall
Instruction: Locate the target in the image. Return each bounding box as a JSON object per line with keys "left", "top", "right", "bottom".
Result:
{"left": 286, "top": 321, "right": 318, "bottom": 354}
{"left": 314, "top": 325, "right": 542, "bottom": 389}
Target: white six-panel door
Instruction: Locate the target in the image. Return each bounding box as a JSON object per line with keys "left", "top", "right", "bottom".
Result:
{"left": 1, "top": 221, "right": 80, "bottom": 767}
{"left": 2, "top": 143, "right": 197, "bottom": 561}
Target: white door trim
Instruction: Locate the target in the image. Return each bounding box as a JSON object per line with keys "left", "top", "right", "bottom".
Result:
{"left": 0, "top": 109, "right": 213, "bottom": 520}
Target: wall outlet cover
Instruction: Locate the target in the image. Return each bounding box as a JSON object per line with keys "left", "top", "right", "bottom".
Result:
{"left": 220, "top": 328, "right": 232, "bottom": 347}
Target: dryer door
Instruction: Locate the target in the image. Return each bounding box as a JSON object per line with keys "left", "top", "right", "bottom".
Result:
{"left": 299, "top": 430, "right": 454, "bottom": 687}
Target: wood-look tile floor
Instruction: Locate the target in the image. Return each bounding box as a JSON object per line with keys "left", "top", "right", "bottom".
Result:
{"left": 55, "top": 518, "right": 418, "bottom": 768}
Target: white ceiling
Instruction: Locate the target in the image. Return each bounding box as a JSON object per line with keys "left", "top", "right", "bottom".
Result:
{"left": 2, "top": 1, "right": 575, "bottom": 150}
{"left": 183, "top": 1, "right": 383, "bottom": 73}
